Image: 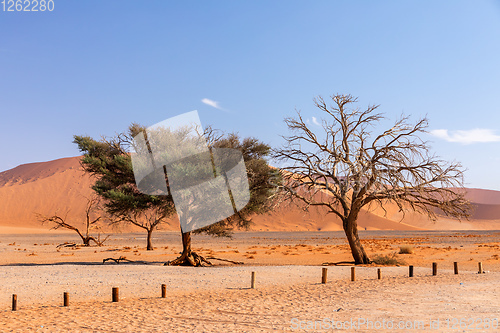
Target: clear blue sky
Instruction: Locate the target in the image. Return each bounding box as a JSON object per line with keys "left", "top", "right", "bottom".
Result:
{"left": 1, "top": 1, "right": 499, "bottom": 190}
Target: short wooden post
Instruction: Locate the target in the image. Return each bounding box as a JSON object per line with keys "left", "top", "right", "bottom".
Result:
{"left": 251, "top": 271, "right": 256, "bottom": 289}
{"left": 161, "top": 284, "right": 166, "bottom": 298}
{"left": 409, "top": 265, "right": 414, "bottom": 277}
{"left": 454, "top": 262, "right": 459, "bottom": 275}
{"left": 63, "top": 292, "right": 69, "bottom": 307}
{"left": 351, "top": 267, "right": 355, "bottom": 281}
{"left": 478, "top": 262, "right": 483, "bottom": 274}
{"left": 321, "top": 267, "right": 328, "bottom": 284}
{"left": 377, "top": 268, "right": 381, "bottom": 280}
{"left": 12, "top": 294, "right": 17, "bottom": 311}
{"left": 432, "top": 262, "right": 437, "bottom": 276}
{"left": 112, "top": 287, "right": 119, "bottom": 302}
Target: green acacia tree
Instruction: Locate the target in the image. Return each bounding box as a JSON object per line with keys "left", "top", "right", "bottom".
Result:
{"left": 74, "top": 124, "right": 279, "bottom": 265}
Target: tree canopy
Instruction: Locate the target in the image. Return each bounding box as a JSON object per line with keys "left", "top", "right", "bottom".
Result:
{"left": 74, "top": 123, "right": 279, "bottom": 263}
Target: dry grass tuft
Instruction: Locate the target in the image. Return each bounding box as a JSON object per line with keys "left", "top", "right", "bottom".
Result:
{"left": 372, "top": 252, "right": 406, "bottom": 266}
{"left": 399, "top": 245, "right": 414, "bottom": 254}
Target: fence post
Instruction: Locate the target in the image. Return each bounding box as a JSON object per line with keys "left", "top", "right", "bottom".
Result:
{"left": 12, "top": 294, "right": 17, "bottom": 311}
{"left": 63, "top": 292, "right": 69, "bottom": 307}
{"left": 322, "top": 267, "right": 328, "bottom": 284}
{"left": 112, "top": 287, "right": 119, "bottom": 302}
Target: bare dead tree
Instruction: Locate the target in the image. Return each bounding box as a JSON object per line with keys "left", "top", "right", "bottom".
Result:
{"left": 273, "top": 94, "right": 471, "bottom": 264}
{"left": 36, "top": 196, "right": 110, "bottom": 246}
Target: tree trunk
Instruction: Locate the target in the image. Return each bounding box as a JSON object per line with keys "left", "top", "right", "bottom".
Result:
{"left": 181, "top": 231, "right": 191, "bottom": 256}
{"left": 77, "top": 231, "right": 90, "bottom": 246}
{"left": 82, "top": 237, "right": 91, "bottom": 246}
{"left": 164, "top": 231, "right": 212, "bottom": 266}
{"left": 343, "top": 216, "right": 370, "bottom": 265}
{"left": 146, "top": 228, "right": 154, "bottom": 250}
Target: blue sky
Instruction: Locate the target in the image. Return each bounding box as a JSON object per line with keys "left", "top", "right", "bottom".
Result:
{"left": 1, "top": 1, "right": 499, "bottom": 190}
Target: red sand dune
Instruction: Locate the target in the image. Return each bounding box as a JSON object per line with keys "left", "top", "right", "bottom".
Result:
{"left": 0, "top": 156, "right": 499, "bottom": 232}
{"left": 0, "top": 157, "right": 96, "bottom": 228}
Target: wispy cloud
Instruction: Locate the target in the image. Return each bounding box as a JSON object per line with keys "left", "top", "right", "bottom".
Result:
{"left": 430, "top": 128, "right": 500, "bottom": 144}
{"left": 306, "top": 117, "right": 321, "bottom": 126}
{"left": 201, "top": 98, "right": 224, "bottom": 110}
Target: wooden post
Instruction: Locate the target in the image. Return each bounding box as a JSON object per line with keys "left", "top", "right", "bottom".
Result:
{"left": 63, "top": 292, "right": 69, "bottom": 307}
{"left": 12, "top": 294, "right": 17, "bottom": 311}
{"left": 478, "top": 262, "right": 483, "bottom": 274}
{"left": 454, "top": 262, "right": 459, "bottom": 275}
{"left": 432, "top": 262, "right": 437, "bottom": 276}
{"left": 377, "top": 268, "right": 381, "bottom": 280}
{"left": 112, "top": 287, "right": 119, "bottom": 302}
{"left": 161, "top": 284, "right": 166, "bottom": 298}
{"left": 321, "top": 267, "right": 328, "bottom": 284}
{"left": 351, "top": 267, "right": 355, "bottom": 281}
{"left": 409, "top": 265, "right": 414, "bottom": 277}
{"left": 251, "top": 271, "right": 256, "bottom": 289}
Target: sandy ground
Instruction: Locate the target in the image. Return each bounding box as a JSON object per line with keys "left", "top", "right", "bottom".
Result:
{"left": 1, "top": 230, "right": 498, "bottom": 271}
{"left": 0, "top": 230, "right": 499, "bottom": 332}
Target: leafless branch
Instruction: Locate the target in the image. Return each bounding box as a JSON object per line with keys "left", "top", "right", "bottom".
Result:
{"left": 273, "top": 93, "right": 471, "bottom": 264}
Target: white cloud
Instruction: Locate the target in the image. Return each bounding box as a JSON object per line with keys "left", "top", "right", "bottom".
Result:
{"left": 201, "top": 98, "right": 223, "bottom": 110}
{"left": 430, "top": 128, "right": 500, "bottom": 144}
{"left": 306, "top": 117, "right": 321, "bottom": 126}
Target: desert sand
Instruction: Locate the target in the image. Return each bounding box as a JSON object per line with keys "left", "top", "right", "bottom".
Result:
{"left": 0, "top": 231, "right": 499, "bottom": 332}
{"left": 0, "top": 265, "right": 498, "bottom": 332}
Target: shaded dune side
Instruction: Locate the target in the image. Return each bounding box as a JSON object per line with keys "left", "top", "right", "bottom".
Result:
{"left": 470, "top": 203, "right": 500, "bottom": 220}
{"left": 464, "top": 188, "right": 500, "bottom": 205}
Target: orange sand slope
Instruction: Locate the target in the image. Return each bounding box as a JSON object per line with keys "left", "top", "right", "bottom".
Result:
{"left": 0, "top": 156, "right": 499, "bottom": 232}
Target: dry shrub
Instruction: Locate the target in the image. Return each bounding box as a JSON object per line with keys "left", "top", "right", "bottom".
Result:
{"left": 399, "top": 245, "right": 414, "bottom": 254}
{"left": 372, "top": 252, "right": 406, "bottom": 266}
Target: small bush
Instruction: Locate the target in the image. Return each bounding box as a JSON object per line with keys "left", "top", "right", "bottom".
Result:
{"left": 399, "top": 245, "right": 414, "bottom": 254}
{"left": 372, "top": 252, "right": 406, "bottom": 266}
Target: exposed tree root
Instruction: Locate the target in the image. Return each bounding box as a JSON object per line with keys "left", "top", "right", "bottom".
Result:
{"left": 205, "top": 257, "right": 244, "bottom": 265}
{"left": 57, "top": 242, "right": 77, "bottom": 248}
{"left": 164, "top": 251, "right": 246, "bottom": 267}
{"left": 103, "top": 256, "right": 135, "bottom": 264}
{"left": 90, "top": 234, "right": 110, "bottom": 247}
{"left": 164, "top": 232, "right": 246, "bottom": 267}
{"left": 56, "top": 235, "right": 109, "bottom": 248}
{"left": 164, "top": 252, "right": 213, "bottom": 267}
